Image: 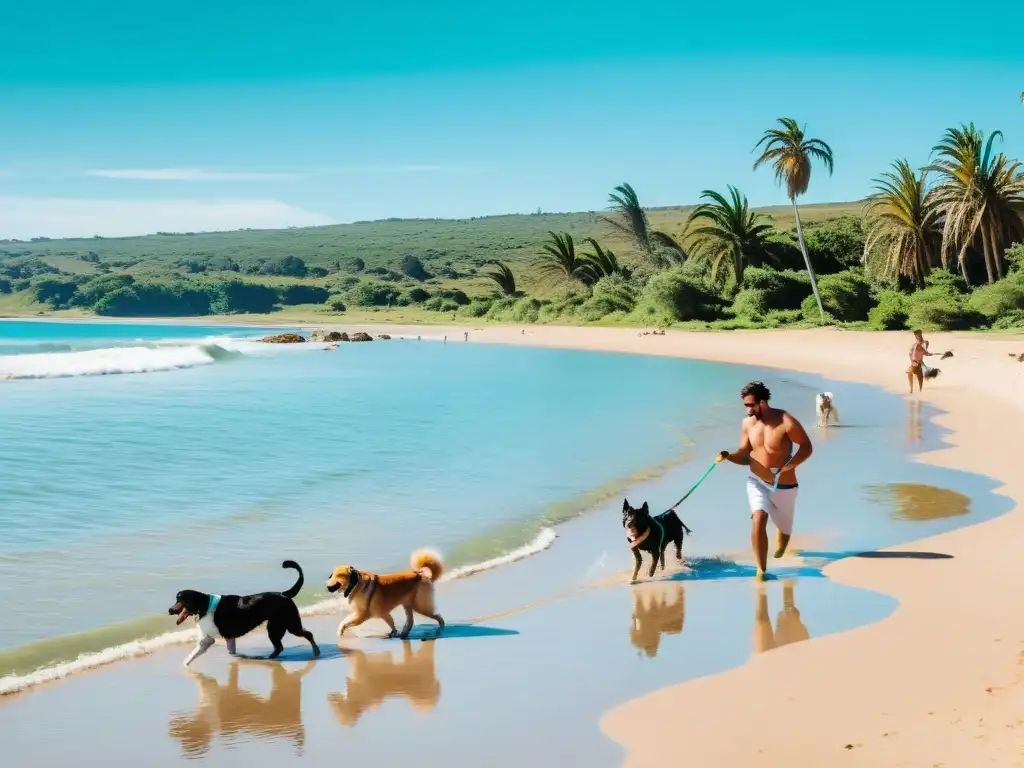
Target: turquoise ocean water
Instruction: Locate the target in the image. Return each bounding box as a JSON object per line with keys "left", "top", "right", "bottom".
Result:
{"left": 0, "top": 320, "right": 1010, "bottom": 694}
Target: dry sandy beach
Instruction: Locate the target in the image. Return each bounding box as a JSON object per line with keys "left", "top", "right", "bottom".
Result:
{"left": 5, "top": 322, "right": 1024, "bottom": 766}
{"left": 330, "top": 323, "right": 1024, "bottom": 766}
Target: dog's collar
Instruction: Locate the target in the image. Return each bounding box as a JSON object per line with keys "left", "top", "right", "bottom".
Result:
{"left": 207, "top": 594, "right": 221, "bottom": 615}
{"left": 343, "top": 571, "right": 359, "bottom": 599}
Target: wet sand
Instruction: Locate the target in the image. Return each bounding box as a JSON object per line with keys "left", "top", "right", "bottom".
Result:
{"left": 4, "top": 325, "right": 1023, "bottom": 767}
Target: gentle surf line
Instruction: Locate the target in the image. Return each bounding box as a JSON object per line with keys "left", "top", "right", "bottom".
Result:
{"left": 0, "top": 526, "right": 559, "bottom": 696}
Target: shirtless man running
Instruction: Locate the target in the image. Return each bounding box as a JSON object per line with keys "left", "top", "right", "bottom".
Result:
{"left": 719, "top": 381, "right": 814, "bottom": 581}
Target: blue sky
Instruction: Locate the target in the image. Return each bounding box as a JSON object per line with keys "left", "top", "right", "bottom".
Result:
{"left": 0, "top": 0, "right": 1021, "bottom": 239}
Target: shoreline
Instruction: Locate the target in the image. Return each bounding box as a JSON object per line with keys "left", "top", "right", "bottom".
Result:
{"left": 4, "top": 319, "right": 1024, "bottom": 764}
{"left": 445, "top": 324, "right": 1024, "bottom": 766}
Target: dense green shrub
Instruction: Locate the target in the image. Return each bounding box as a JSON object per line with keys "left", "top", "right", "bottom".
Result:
{"left": 94, "top": 280, "right": 212, "bottom": 316}
{"left": 33, "top": 277, "right": 83, "bottom": 309}
{"left": 0, "top": 278, "right": 10, "bottom": 294}
{"left": 802, "top": 269, "right": 875, "bottom": 322}
{"left": 332, "top": 275, "right": 361, "bottom": 292}
{"left": 346, "top": 280, "right": 401, "bottom": 307}
{"left": 576, "top": 275, "right": 637, "bottom": 322}
{"left": 631, "top": 266, "right": 728, "bottom": 324}
{"left": 460, "top": 298, "right": 493, "bottom": 317}
{"left": 205, "top": 279, "right": 279, "bottom": 314}
{"left": 905, "top": 285, "right": 987, "bottom": 331}
{"left": 277, "top": 284, "right": 331, "bottom": 305}
{"left": 867, "top": 290, "right": 910, "bottom": 330}
{"left": 401, "top": 255, "right": 431, "bottom": 281}
{"left": 924, "top": 268, "right": 971, "bottom": 295}
{"left": 70, "top": 273, "right": 136, "bottom": 307}
{"left": 731, "top": 288, "right": 769, "bottom": 319}
{"left": 742, "top": 267, "right": 811, "bottom": 310}
{"left": 1005, "top": 243, "right": 1024, "bottom": 274}
{"left": 328, "top": 297, "right": 347, "bottom": 312}
{"left": 991, "top": 309, "right": 1024, "bottom": 329}
{"left": 803, "top": 216, "right": 866, "bottom": 273}
{"left": 485, "top": 296, "right": 517, "bottom": 319}
{"left": 510, "top": 296, "right": 542, "bottom": 323}
{"left": 434, "top": 288, "right": 470, "bottom": 306}
{"left": 404, "top": 287, "right": 431, "bottom": 303}
{"left": 966, "top": 275, "right": 1024, "bottom": 320}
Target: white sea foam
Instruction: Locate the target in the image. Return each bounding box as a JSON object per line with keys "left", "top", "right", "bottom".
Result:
{"left": 0, "top": 342, "right": 242, "bottom": 380}
{"left": 0, "top": 527, "right": 559, "bottom": 696}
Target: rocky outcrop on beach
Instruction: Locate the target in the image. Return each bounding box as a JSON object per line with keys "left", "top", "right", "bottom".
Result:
{"left": 378, "top": 334, "right": 391, "bottom": 340}
{"left": 308, "top": 329, "right": 346, "bottom": 342}
{"left": 261, "top": 333, "right": 306, "bottom": 343}
{"left": 350, "top": 332, "right": 373, "bottom": 342}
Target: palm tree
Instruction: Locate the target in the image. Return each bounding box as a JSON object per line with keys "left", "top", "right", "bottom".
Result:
{"left": 862, "top": 159, "right": 941, "bottom": 285}
{"left": 753, "top": 117, "right": 834, "bottom": 321}
{"left": 482, "top": 260, "right": 518, "bottom": 296}
{"left": 926, "top": 123, "right": 1024, "bottom": 283}
{"left": 581, "top": 237, "right": 628, "bottom": 280}
{"left": 533, "top": 231, "right": 596, "bottom": 285}
{"left": 599, "top": 182, "right": 687, "bottom": 267}
{"left": 684, "top": 185, "right": 782, "bottom": 282}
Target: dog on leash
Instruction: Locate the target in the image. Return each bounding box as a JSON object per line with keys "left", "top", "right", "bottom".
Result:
{"left": 326, "top": 548, "right": 445, "bottom": 639}
{"left": 168, "top": 560, "right": 320, "bottom": 667}
{"left": 622, "top": 499, "right": 692, "bottom": 582}
{"left": 815, "top": 391, "right": 840, "bottom": 428}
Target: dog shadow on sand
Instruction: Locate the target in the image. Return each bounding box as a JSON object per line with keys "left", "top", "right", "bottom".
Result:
{"left": 329, "top": 623, "right": 518, "bottom": 728}
{"left": 168, "top": 659, "right": 316, "bottom": 758}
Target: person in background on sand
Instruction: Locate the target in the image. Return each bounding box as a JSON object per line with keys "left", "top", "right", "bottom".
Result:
{"left": 907, "top": 329, "right": 935, "bottom": 394}
{"left": 719, "top": 381, "right": 814, "bottom": 581}
{"left": 464, "top": 331, "right": 468, "bottom": 342}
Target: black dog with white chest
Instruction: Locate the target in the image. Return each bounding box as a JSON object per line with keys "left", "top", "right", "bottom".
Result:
{"left": 168, "top": 560, "right": 320, "bottom": 667}
{"left": 622, "top": 498, "right": 692, "bottom": 582}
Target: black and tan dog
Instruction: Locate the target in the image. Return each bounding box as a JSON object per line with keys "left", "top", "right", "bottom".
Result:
{"left": 168, "top": 560, "right": 320, "bottom": 667}
{"left": 622, "top": 498, "right": 692, "bottom": 582}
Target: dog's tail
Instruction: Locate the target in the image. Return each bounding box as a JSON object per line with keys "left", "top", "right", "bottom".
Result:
{"left": 281, "top": 560, "right": 304, "bottom": 598}
{"left": 681, "top": 522, "right": 693, "bottom": 536}
{"left": 410, "top": 548, "right": 445, "bottom": 582}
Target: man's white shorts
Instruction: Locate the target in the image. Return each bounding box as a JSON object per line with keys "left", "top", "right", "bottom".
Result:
{"left": 746, "top": 475, "right": 799, "bottom": 535}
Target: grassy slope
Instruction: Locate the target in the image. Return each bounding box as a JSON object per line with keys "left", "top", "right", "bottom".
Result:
{"left": 0, "top": 201, "right": 865, "bottom": 317}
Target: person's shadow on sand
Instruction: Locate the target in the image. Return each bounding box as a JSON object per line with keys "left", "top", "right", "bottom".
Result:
{"left": 629, "top": 581, "right": 685, "bottom": 658}
{"left": 752, "top": 579, "right": 811, "bottom": 654}
{"left": 328, "top": 639, "right": 441, "bottom": 727}
{"left": 168, "top": 660, "right": 314, "bottom": 757}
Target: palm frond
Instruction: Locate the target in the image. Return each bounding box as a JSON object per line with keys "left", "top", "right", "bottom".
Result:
{"left": 482, "top": 260, "right": 518, "bottom": 296}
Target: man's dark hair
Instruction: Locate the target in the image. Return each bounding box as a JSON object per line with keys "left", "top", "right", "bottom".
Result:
{"left": 740, "top": 381, "right": 771, "bottom": 402}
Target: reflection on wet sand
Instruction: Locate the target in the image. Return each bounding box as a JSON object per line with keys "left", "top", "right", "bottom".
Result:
{"left": 169, "top": 660, "right": 313, "bottom": 757}
{"left": 753, "top": 580, "right": 811, "bottom": 654}
{"left": 629, "top": 581, "right": 685, "bottom": 658}
{"left": 907, "top": 398, "right": 923, "bottom": 444}
{"left": 328, "top": 640, "right": 440, "bottom": 727}
{"left": 865, "top": 482, "right": 971, "bottom": 521}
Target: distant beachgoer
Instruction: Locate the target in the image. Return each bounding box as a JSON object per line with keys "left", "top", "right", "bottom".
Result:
{"left": 720, "top": 381, "right": 814, "bottom": 581}
{"left": 907, "top": 329, "right": 935, "bottom": 394}
{"left": 464, "top": 331, "right": 468, "bottom": 342}
{"left": 444, "top": 336, "right": 447, "bottom": 344}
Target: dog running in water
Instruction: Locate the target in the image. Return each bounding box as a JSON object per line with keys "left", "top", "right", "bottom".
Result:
{"left": 815, "top": 391, "right": 841, "bottom": 428}
{"left": 621, "top": 499, "right": 692, "bottom": 582}
{"left": 326, "top": 548, "right": 445, "bottom": 639}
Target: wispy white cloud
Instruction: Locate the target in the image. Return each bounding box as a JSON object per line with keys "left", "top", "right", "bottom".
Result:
{"left": 85, "top": 167, "right": 302, "bottom": 182}
{"left": 0, "top": 197, "right": 333, "bottom": 240}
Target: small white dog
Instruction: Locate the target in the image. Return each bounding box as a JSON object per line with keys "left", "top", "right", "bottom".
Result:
{"left": 815, "top": 392, "right": 840, "bottom": 428}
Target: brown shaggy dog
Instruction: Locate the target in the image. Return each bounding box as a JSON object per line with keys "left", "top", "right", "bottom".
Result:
{"left": 326, "top": 548, "right": 445, "bottom": 639}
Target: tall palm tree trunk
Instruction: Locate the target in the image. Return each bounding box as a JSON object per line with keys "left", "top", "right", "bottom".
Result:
{"left": 979, "top": 224, "right": 996, "bottom": 284}
{"left": 987, "top": 218, "right": 1004, "bottom": 280}
{"left": 791, "top": 199, "right": 825, "bottom": 322}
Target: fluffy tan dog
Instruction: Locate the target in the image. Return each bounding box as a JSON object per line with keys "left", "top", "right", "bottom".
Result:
{"left": 326, "top": 548, "right": 445, "bottom": 639}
